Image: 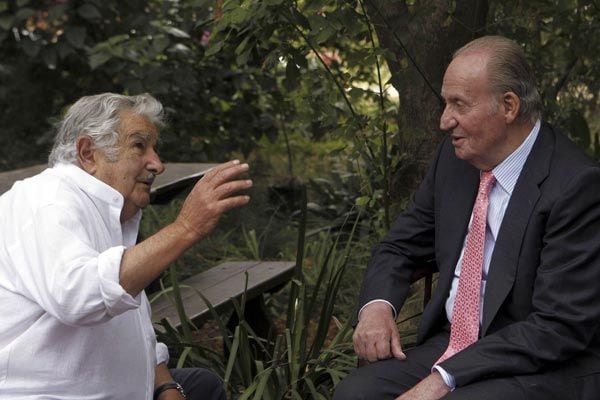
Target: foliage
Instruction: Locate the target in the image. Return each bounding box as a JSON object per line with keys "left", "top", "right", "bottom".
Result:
{"left": 0, "top": 0, "right": 283, "bottom": 168}
{"left": 204, "top": 0, "right": 407, "bottom": 231}
{"left": 3, "top": 0, "right": 597, "bottom": 203}
{"left": 1, "top": 0, "right": 599, "bottom": 397}
{"left": 490, "top": 0, "right": 600, "bottom": 156}
{"left": 154, "top": 204, "right": 363, "bottom": 399}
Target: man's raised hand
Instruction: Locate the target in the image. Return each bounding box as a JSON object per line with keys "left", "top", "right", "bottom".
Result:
{"left": 176, "top": 160, "right": 252, "bottom": 241}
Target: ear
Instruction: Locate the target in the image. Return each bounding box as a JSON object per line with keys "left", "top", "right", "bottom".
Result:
{"left": 502, "top": 91, "right": 520, "bottom": 124}
{"left": 76, "top": 135, "right": 97, "bottom": 174}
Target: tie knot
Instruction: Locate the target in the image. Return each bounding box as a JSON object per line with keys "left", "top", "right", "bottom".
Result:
{"left": 479, "top": 171, "right": 495, "bottom": 194}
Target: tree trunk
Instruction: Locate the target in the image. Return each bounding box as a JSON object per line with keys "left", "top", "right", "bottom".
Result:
{"left": 365, "top": 0, "right": 488, "bottom": 199}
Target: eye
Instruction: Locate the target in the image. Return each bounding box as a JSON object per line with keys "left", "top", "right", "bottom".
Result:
{"left": 133, "top": 141, "right": 146, "bottom": 151}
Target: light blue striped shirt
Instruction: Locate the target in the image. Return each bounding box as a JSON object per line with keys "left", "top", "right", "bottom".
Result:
{"left": 437, "top": 120, "right": 541, "bottom": 388}
{"left": 444, "top": 120, "right": 541, "bottom": 322}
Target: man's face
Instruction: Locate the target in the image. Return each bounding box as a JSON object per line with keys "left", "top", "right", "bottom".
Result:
{"left": 439, "top": 52, "right": 510, "bottom": 171}
{"left": 93, "top": 110, "right": 164, "bottom": 221}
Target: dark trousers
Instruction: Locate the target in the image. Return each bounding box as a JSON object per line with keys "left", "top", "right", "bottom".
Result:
{"left": 170, "top": 368, "right": 227, "bottom": 400}
{"left": 333, "top": 331, "right": 582, "bottom": 400}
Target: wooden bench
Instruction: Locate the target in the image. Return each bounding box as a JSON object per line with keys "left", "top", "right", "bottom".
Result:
{"left": 151, "top": 260, "right": 296, "bottom": 335}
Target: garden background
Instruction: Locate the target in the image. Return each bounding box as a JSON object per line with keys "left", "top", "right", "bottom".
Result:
{"left": 0, "top": 0, "right": 598, "bottom": 398}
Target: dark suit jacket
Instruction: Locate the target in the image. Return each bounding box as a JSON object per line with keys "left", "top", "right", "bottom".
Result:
{"left": 358, "top": 122, "right": 600, "bottom": 392}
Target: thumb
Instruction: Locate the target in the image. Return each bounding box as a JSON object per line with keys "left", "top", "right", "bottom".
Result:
{"left": 390, "top": 331, "right": 406, "bottom": 360}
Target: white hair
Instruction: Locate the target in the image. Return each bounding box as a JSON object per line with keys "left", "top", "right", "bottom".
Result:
{"left": 48, "top": 93, "right": 164, "bottom": 166}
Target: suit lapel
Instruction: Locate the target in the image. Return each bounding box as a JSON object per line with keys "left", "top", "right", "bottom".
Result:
{"left": 481, "top": 124, "right": 554, "bottom": 335}
{"left": 437, "top": 161, "right": 479, "bottom": 294}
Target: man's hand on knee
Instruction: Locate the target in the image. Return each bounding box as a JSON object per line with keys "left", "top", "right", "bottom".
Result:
{"left": 353, "top": 302, "right": 406, "bottom": 363}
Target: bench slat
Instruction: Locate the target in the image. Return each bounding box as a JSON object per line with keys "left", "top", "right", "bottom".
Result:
{"left": 151, "top": 261, "right": 295, "bottom": 328}
{"left": 150, "top": 261, "right": 264, "bottom": 315}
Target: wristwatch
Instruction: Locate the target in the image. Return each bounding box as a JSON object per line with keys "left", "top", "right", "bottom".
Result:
{"left": 153, "top": 381, "right": 186, "bottom": 399}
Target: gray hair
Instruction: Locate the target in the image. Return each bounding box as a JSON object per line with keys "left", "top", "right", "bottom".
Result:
{"left": 48, "top": 93, "right": 164, "bottom": 166}
{"left": 454, "top": 36, "right": 543, "bottom": 124}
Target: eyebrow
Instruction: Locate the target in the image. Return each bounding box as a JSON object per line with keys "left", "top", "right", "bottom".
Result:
{"left": 129, "top": 132, "right": 152, "bottom": 141}
{"left": 128, "top": 132, "right": 164, "bottom": 149}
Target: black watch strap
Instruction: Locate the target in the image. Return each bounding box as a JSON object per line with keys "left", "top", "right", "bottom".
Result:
{"left": 153, "top": 381, "right": 186, "bottom": 399}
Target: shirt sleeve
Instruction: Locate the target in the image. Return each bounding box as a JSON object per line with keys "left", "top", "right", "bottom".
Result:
{"left": 9, "top": 203, "right": 140, "bottom": 326}
{"left": 358, "top": 299, "right": 397, "bottom": 320}
{"left": 432, "top": 365, "right": 456, "bottom": 390}
{"left": 156, "top": 342, "right": 170, "bottom": 365}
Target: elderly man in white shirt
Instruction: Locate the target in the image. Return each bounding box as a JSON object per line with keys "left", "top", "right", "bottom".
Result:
{"left": 0, "top": 93, "right": 251, "bottom": 400}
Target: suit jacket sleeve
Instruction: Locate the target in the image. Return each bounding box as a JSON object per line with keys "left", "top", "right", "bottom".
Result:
{"left": 357, "top": 139, "right": 443, "bottom": 314}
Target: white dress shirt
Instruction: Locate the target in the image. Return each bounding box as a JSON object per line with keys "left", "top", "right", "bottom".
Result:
{"left": 0, "top": 163, "right": 168, "bottom": 399}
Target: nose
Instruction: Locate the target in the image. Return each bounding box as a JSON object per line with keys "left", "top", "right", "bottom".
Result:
{"left": 439, "top": 105, "right": 457, "bottom": 131}
{"left": 147, "top": 148, "right": 165, "bottom": 175}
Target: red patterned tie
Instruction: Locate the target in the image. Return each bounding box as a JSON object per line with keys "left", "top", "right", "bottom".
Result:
{"left": 436, "top": 171, "right": 495, "bottom": 364}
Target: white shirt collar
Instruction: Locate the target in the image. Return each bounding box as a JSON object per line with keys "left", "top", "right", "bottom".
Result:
{"left": 52, "top": 163, "right": 142, "bottom": 225}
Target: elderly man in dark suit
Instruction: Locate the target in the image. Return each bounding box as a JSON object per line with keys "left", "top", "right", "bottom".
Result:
{"left": 334, "top": 36, "right": 600, "bottom": 400}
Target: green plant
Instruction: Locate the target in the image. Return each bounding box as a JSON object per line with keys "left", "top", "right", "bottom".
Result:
{"left": 151, "top": 184, "right": 365, "bottom": 398}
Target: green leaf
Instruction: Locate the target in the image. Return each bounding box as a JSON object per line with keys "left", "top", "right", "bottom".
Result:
{"left": 234, "top": 35, "right": 251, "bottom": 55}
{"left": 77, "top": 4, "right": 102, "bottom": 21}
{"left": 0, "top": 2, "right": 8, "bottom": 13}
{"left": 107, "top": 34, "right": 130, "bottom": 45}
{"left": 48, "top": 4, "right": 70, "bottom": 21}
{"left": 304, "top": 0, "right": 329, "bottom": 12}
{"left": 168, "top": 43, "right": 192, "bottom": 56}
{"left": 152, "top": 34, "right": 170, "bottom": 54}
{"left": 16, "top": 0, "right": 30, "bottom": 7}
{"left": 89, "top": 51, "right": 112, "bottom": 69}
{"left": 176, "top": 347, "right": 192, "bottom": 368}
{"left": 164, "top": 26, "right": 190, "bottom": 39}
{"left": 193, "top": 18, "right": 212, "bottom": 29}
{"left": 0, "top": 16, "right": 14, "bottom": 31}
{"left": 15, "top": 8, "right": 35, "bottom": 22}
{"left": 204, "top": 39, "right": 224, "bottom": 57}
{"left": 65, "top": 26, "right": 86, "bottom": 49}
{"left": 227, "top": 7, "right": 251, "bottom": 25}
{"left": 307, "top": 14, "right": 326, "bottom": 31}
{"left": 236, "top": 48, "right": 252, "bottom": 65}
{"left": 313, "top": 24, "right": 336, "bottom": 45}
{"left": 289, "top": 7, "right": 309, "bottom": 29}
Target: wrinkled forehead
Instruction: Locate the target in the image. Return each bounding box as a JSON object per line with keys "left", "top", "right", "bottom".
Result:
{"left": 117, "top": 109, "right": 160, "bottom": 141}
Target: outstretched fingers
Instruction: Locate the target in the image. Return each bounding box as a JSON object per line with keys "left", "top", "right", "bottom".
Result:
{"left": 215, "top": 194, "right": 251, "bottom": 213}
{"left": 213, "top": 178, "right": 253, "bottom": 200}
{"left": 202, "top": 160, "right": 248, "bottom": 185}
{"left": 176, "top": 160, "right": 253, "bottom": 241}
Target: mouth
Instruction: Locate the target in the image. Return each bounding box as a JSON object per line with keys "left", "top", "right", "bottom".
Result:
{"left": 451, "top": 135, "right": 465, "bottom": 145}
{"left": 137, "top": 173, "right": 156, "bottom": 188}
